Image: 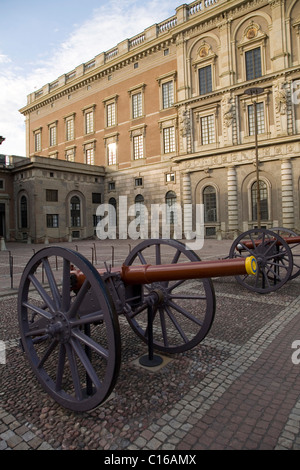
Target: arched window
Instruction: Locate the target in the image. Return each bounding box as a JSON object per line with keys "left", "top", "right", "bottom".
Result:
{"left": 251, "top": 181, "right": 268, "bottom": 221}
{"left": 203, "top": 186, "right": 217, "bottom": 222}
{"left": 70, "top": 196, "right": 81, "bottom": 227}
{"left": 165, "top": 191, "right": 177, "bottom": 224}
{"left": 20, "top": 195, "right": 28, "bottom": 228}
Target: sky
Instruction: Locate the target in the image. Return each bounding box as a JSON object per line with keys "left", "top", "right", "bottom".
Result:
{"left": 0, "top": 0, "right": 181, "bottom": 156}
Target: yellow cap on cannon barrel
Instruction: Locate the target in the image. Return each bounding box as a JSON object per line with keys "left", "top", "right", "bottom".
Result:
{"left": 245, "top": 255, "right": 257, "bottom": 275}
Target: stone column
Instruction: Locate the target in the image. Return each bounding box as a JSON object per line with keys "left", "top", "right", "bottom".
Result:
{"left": 227, "top": 166, "right": 239, "bottom": 237}
{"left": 281, "top": 159, "right": 294, "bottom": 228}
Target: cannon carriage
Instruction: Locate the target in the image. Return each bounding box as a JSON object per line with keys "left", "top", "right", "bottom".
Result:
{"left": 18, "top": 227, "right": 300, "bottom": 412}
{"left": 18, "top": 238, "right": 256, "bottom": 412}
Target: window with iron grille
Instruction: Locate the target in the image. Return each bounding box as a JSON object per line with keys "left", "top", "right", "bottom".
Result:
{"left": 49, "top": 125, "right": 57, "bottom": 147}
{"left": 108, "top": 143, "right": 117, "bottom": 165}
{"left": 107, "top": 103, "right": 116, "bottom": 127}
{"left": 203, "top": 186, "right": 217, "bottom": 223}
{"left": 162, "top": 81, "right": 174, "bottom": 109}
{"left": 248, "top": 102, "right": 265, "bottom": 135}
{"left": 47, "top": 214, "right": 59, "bottom": 228}
{"left": 245, "top": 47, "right": 262, "bottom": 81}
{"left": 133, "top": 135, "right": 144, "bottom": 159}
{"left": 85, "top": 111, "right": 94, "bottom": 134}
{"left": 85, "top": 147, "right": 94, "bottom": 165}
{"left": 163, "top": 127, "right": 176, "bottom": 153}
{"left": 46, "top": 189, "right": 58, "bottom": 202}
{"left": 132, "top": 93, "right": 142, "bottom": 119}
{"left": 201, "top": 115, "right": 215, "bottom": 144}
{"left": 70, "top": 196, "right": 81, "bottom": 227}
{"left": 66, "top": 118, "right": 74, "bottom": 141}
{"left": 251, "top": 181, "right": 268, "bottom": 221}
{"left": 199, "top": 65, "right": 212, "bottom": 95}
{"left": 34, "top": 132, "right": 41, "bottom": 152}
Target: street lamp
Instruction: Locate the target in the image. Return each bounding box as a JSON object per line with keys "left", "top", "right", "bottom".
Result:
{"left": 244, "top": 87, "right": 264, "bottom": 229}
{"left": 0, "top": 136, "right": 5, "bottom": 145}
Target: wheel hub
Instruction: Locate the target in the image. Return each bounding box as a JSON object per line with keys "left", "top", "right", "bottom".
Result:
{"left": 47, "top": 311, "right": 71, "bottom": 343}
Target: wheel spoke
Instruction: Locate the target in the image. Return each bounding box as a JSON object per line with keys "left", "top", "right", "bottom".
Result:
{"left": 65, "top": 342, "right": 83, "bottom": 401}
{"left": 62, "top": 258, "right": 71, "bottom": 312}
{"left": 42, "top": 258, "right": 61, "bottom": 310}
{"left": 28, "top": 274, "right": 56, "bottom": 313}
{"left": 72, "top": 329, "right": 109, "bottom": 360}
{"left": 67, "top": 279, "right": 90, "bottom": 319}
{"left": 70, "top": 338, "right": 102, "bottom": 391}
{"left": 22, "top": 301, "right": 53, "bottom": 321}
{"left": 167, "top": 300, "right": 203, "bottom": 326}
{"left": 37, "top": 339, "right": 58, "bottom": 369}
{"left": 165, "top": 305, "right": 189, "bottom": 343}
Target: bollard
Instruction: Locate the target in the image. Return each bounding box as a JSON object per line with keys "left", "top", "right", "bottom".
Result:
{"left": 0, "top": 237, "right": 7, "bottom": 251}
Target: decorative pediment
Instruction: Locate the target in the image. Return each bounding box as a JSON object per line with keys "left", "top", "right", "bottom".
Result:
{"left": 192, "top": 41, "right": 217, "bottom": 69}
{"left": 238, "top": 22, "right": 267, "bottom": 50}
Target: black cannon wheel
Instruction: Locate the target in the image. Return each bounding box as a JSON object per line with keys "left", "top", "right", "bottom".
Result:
{"left": 271, "top": 228, "right": 300, "bottom": 280}
{"left": 229, "top": 229, "right": 293, "bottom": 293}
{"left": 124, "top": 239, "right": 216, "bottom": 353}
{"left": 18, "top": 247, "right": 121, "bottom": 412}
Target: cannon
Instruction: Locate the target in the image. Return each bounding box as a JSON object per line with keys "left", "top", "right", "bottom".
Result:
{"left": 18, "top": 239, "right": 256, "bottom": 412}
{"left": 228, "top": 228, "right": 300, "bottom": 294}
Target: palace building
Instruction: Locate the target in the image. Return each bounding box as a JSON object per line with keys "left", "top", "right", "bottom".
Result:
{"left": 2, "top": 0, "right": 300, "bottom": 243}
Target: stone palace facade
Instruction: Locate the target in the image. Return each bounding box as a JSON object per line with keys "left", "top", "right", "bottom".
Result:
{"left": 1, "top": 0, "right": 300, "bottom": 242}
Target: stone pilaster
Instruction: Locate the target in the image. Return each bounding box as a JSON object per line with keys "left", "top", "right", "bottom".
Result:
{"left": 281, "top": 159, "right": 294, "bottom": 228}
{"left": 227, "top": 166, "right": 239, "bottom": 236}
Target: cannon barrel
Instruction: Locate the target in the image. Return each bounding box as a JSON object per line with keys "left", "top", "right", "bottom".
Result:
{"left": 71, "top": 256, "right": 256, "bottom": 290}
{"left": 237, "top": 235, "right": 300, "bottom": 250}
{"left": 121, "top": 256, "right": 256, "bottom": 284}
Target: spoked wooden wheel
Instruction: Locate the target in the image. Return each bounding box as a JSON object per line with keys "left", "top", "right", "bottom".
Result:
{"left": 271, "top": 228, "right": 300, "bottom": 280}
{"left": 229, "top": 229, "right": 293, "bottom": 293}
{"left": 18, "top": 247, "right": 121, "bottom": 412}
{"left": 124, "top": 239, "right": 216, "bottom": 353}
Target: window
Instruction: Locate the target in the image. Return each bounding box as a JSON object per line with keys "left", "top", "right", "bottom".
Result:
{"left": 84, "top": 143, "right": 95, "bottom": 165}
{"left": 0, "top": 180, "right": 4, "bottom": 190}
{"left": 49, "top": 125, "right": 57, "bottom": 147}
{"left": 66, "top": 117, "right": 75, "bottom": 141}
{"left": 166, "top": 172, "right": 175, "bottom": 183}
{"left": 203, "top": 186, "right": 217, "bottom": 222}
{"left": 47, "top": 214, "right": 59, "bottom": 228}
{"left": 245, "top": 47, "right": 262, "bottom": 81}
{"left": 85, "top": 110, "right": 94, "bottom": 134}
{"left": 163, "top": 127, "right": 176, "bottom": 153}
{"left": 65, "top": 148, "right": 75, "bottom": 162}
{"left": 251, "top": 181, "right": 268, "bottom": 221}
{"left": 92, "top": 193, "right": 102, "bottom": 204}
{"left": 107, "top": 103, "right": 116, "bottom": 127}
{"left": 108, "top": 181, "right": 115, "bottom": 191}
{"left": 199, "top": 65, "right": 212, "bottom": 95}
{"left": 70, "top": 196, "right": 81, "bottom": 227}
{"left": 135, "top": 194, "right": 146, "bottom": 226}
{"left": 132, "top": 93, "right": 142, "bottom": 119}
{"left": 20, "top": 195, "right": 28, "bottom": 229}
{"left": 135, "top": 177, "right": 143, "bottom": 187}
{"left": 162, "top": 81, "right": 174, "bottom": 109}
{"left": 201, "top": 115, "right": 215, "bottom": 144}
{"left": 248, "top": 102, "right": 265, "bottom": 135}
{"left": 34, "top": 131, "right": 41, "bottom": 152}
{"left": 165, "top": 191, "right": 177, "bottom": 224}
{"left": 46, "top": 189, "right": 58, "bottom": 202}
{"left": 133, "top": 135, "right": 144, "bottom": 159}
{"left": 108, "top": 143, "right": 117, "bottom": 165}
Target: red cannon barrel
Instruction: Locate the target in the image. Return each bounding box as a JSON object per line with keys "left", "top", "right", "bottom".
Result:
{"left": 71, "top": 256, "right": 256, "bottom": 291}
{"left": 237, "top": 236, "right": 300, "bottom": 250}
{"left": 121, "top": 256, "right": 257, "bottom": 285}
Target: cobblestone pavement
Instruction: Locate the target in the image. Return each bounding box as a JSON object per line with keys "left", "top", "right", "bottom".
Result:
{"left": 1, "top": 239, "right": 300, "bottom": 450}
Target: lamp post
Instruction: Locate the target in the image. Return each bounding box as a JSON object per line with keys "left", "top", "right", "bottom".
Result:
{"left": 0, "top": 136, "right": 5, "bottom": 145}
{"left": 244, "top": 87, "right": 264, "bottom": 229}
